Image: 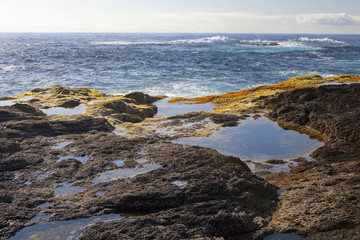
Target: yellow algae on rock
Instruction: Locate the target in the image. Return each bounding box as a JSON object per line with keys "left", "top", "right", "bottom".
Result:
{"left": 14, "top": 85, "right": 107, "bottom": 109}
{"left": 10, "top": 85, "right": 161, "bottom": 126}
{"left": 84, "top": 95, "right": 158, "bottom": 124}
{"left": 115, "top": 114, "right": 219, "bottom": 139}
{"left": 168, "top": 74, "right": 360, "bottom": 115}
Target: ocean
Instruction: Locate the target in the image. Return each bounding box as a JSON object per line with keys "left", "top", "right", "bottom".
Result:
{"left": 0, "top": 33, "right": 359, "bottom": 98}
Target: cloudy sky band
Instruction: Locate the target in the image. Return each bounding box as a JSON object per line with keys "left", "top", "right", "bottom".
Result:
{"left": 0, "top": 0, "right": 359, "bottom": 33}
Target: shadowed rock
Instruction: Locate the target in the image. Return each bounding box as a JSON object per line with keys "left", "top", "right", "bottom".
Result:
{"left": 264, "top": 84, "right": 360, "bottom": 239}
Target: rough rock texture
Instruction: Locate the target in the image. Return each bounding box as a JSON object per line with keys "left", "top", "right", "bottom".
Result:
{"left": 0, "top": 100, "right": 277, "bottom": 239}
{"left": 12, "top": 86, "right": 161, "bottom": 125}
{"left": 85, "top": 96, "right": 158, "bottom": 124}
{"left": 3, "top": 78, "right": 360, "bottom": 239}
{"left": 264, "top": 84, "right": 360, "bottom": 239}
{"left": 125, "top": 91, "right": 161, "bottom": 104}
{"left": 266, "top": 84, "right": 360, "bottom": 144}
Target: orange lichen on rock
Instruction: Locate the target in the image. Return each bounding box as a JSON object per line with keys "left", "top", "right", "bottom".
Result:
{"left": 168, "top": 74, "right": 360, "bottom": 114}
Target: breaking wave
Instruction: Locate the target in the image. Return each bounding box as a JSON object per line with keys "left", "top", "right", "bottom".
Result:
{"left": 90, "top": 36, "right": 235, "bottom": 46}
{"left": 298, "top": 37, "right": 346, "bottom": 44}
{"left": 169, "top": 36, "right": 233, "bottom": 45}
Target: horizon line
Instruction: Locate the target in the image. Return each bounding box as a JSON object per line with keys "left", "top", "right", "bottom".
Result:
{"left": 0, "top": 32, "right": 359, "bottom": 35}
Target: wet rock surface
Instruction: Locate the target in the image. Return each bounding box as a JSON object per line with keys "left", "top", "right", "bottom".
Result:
{"left": 0, "top": 93, "right": 277, "bottom": 239}
{"left": 264, "top": 84, "right": 360, "bottom": 239}
{"left": 2, "top": 79, "right": 360, "bottom": 239}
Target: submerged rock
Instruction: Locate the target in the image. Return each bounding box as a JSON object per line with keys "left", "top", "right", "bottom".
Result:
{"left": 265, "top": 159, "right": 286, "bottom": 165}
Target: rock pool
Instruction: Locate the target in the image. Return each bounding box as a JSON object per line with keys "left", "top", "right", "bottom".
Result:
{"left": 174, "top": 116, "right": 323, "bottom": 172}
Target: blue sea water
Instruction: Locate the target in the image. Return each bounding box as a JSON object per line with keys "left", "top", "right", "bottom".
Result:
{"left": 0, "top": 33, "right": 359, "bottom": 98}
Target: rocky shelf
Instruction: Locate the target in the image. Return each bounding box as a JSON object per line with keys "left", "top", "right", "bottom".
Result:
{"left": 1, "top": 74, "right": 360, "bottom": 239}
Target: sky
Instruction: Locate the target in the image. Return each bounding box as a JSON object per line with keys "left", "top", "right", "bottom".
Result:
{"left": 0, "top": 0, "right": 359, "bottom": 33}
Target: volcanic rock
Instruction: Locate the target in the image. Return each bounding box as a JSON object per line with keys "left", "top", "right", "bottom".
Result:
{"left": 264, "top": 84, "right": 360, "bottom": 239}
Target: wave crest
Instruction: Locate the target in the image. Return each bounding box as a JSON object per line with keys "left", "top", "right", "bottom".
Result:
{"left": 170, "top": 36, "right": 233, "bottom": 45}
{"left": 298, "top": 37, "right": 346, "bottom": 44}
{"left": 89, "top": 35, "right": 347, "bottom": 49}
{"left": 89, "top": 36, "right": 234, "bottom": 46}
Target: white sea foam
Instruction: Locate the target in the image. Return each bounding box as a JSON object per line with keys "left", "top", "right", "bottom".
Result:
{"left": 1, "top": 65, "right": 18, "bottom": 73}
{"left": 298, "top": 37, "right": 346, "bottom": 44}
{"left": 142, "top": 79, "right": 241, "bottom": 98}
{"left": 275, "top": 70, "right": 337, "bottom": 78}
{"left": 89, "top": 41, "right": 164, "bottom": 46}
{"left": 89, "top": 36, "right": 345, "bottom": 49}
{"left": 278, "top": 40, "right": 309, "bottom": 48}
{"left": 170, "top": 36, "right": 232, "bottom": 44}
{"left": 90, "top": 36, "right": 234, "bottom": 46}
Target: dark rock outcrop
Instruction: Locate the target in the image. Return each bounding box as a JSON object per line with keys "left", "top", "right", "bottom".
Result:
{"left": 125, "top": 91, "right": 162, "bottom": 104}
{"left": 264, "top": 84, "right": 360, "bottom": 239}
{"left": 266, "top": 84, "right": 360, "bottom": 145}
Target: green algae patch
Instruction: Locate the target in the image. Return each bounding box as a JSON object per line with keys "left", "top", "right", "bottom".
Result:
{"left": 168, "top": 75, "right": 360, "bottom": 115}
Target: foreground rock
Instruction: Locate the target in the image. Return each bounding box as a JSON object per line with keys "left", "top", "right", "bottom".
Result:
{"left": 0, "top": 96, "right": 277, "bottom": 239}
{"left": 264, "top": 84, "right": 360, "bottom": 239}
{"left": 2, "top": 77, "right": 360, "bottom": 239}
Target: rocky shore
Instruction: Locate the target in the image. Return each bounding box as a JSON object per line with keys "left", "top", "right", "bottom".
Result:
{"left": 1, "top": 75, "right": 360, "bottom": 239}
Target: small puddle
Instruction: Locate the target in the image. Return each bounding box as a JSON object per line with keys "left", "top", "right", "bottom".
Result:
{"left": 154, "top": 99, "right": 214, "bottom": 117}
{"left": 9, "top": 214, "right": 124, "bottom": 240}
{"left": 171, "top": 181, "right": 188, "bottom": 186}
{"left": 25, "top": 212, "right": 53, "bottom": 226}
{"left": 36, "top": 170, "right": 56, "bottom": 180}
{"left": 0, "top": 96, "right": 34, "bottom": 107}
{"left": 52, "top": 141, "right": 72, "bottom": 149}
{"left": 92, "top": 164, "right": 163, "bottom": 184}
{"left": 324, "top": 82, "right": 360, "bottom": 86}
{"left": 174, "top": 117, "right": 323, "bottom": 173}
{"left": 54, "top": 182, "right": 85, "bottom": 197}
{"left": 113, "top": 126, "right": 128, "bottom": 136}
{"left": 94, "top": 190, "right": 106, "bottom": 195}
{"left": 264, "top": 231, "right": 304, "bottom": 240}
{"left": 41, "top": 104, "right": 87, "bottom": 116}
{"left": 0, "top": 100, "right": 15, "bottom": 107}
{"left": 136, "top": 158, "right": 148, "bottom": 163}
{"left": 113, "top": 160, "right": 125, "bottom": 167}
{"left": 277, "top": 189, "right": 287, "bottom": 195}
{"left": 56, "top": 154, "right": 90, "bottom": 164}
{"left": 137, "top": 150, "right": 145, "bottom": 155}
{"left": 36, "top": 202, "right": 54, "bottom": 209}
{"left": 14, "top": 96, "right": 34, "bottom": 101}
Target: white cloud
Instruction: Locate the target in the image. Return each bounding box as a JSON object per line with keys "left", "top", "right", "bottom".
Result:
{"left": 143, "top": 12, "right": 296, "bottom": 32}
{"left": 296, "top": 13, "right": 360, "bottom": 25}
{"left": 150, "top": 12, "right": 294, "bottom": 21}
